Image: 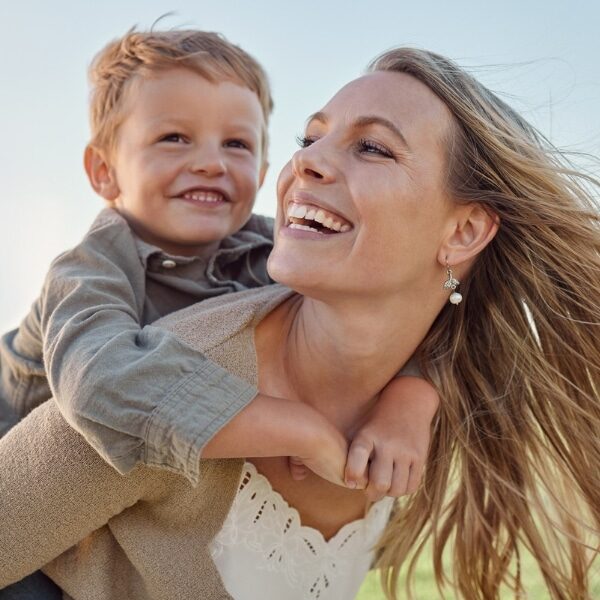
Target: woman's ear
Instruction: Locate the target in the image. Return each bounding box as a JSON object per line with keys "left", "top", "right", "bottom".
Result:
{"left": 84, "top": 145, "right": 119, "bottom": 202}
{"left": 438, "top": 203, "right": 499, "bottom": 267}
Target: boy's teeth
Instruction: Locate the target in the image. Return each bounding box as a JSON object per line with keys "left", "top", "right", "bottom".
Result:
{"left": 323, "top": 216, "right": 333, "bottom": 228}
{"left": 305, "top": 208, "right": 317, "bottom": 221}
{"left": 331, "top": 221, "right": 342, "bottom": 231}
{"left": 183, "top": 191, "right": 223, "bottom": 202}
{"left": 314, "top": 209, "right": 326, "bottom": 223}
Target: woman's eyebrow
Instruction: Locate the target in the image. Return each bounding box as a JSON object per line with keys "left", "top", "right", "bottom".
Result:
{"left": 354, "top": 116, "right": 410, "bottom": 150}
{"left": 305, "top": 112, "right": 410, "bottom": 151}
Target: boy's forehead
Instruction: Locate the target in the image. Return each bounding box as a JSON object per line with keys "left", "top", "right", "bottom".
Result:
{"left": 120, "top": 67, "right": 265, "bottom": 123}
{"left": 110, "top": 66, "right": 269, "bottom": 159}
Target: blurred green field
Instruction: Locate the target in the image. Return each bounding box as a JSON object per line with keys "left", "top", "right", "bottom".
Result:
{"left": 356, "top": 551, "right": 600, "bottom": 599}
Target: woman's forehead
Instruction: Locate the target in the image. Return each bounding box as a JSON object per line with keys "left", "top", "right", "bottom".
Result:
{"left": 315, "top": 71, "right": 452, "bottom": 138}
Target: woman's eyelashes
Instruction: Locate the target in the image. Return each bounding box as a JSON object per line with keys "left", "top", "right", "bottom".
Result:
{"left": 356, "top": 138, "right": 395, "bottom": 159}
{"left": 296, "top": 134, "right": 316, "bottom": 148}
{"left": 296, "top": 133, "right": 395, "bottom": 159}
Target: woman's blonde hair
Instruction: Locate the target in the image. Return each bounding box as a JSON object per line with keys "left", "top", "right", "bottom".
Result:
{"left": 370, "top": 48, "right": 600, "bottom": 600}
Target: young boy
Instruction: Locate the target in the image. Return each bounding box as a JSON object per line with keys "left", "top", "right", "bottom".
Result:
{"left": 0, "top": 27, "right": 438, "bottom": 597}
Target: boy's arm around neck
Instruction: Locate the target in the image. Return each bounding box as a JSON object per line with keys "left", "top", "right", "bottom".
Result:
{"left": 38, "top": 208, "right": 259, "bottom": 485}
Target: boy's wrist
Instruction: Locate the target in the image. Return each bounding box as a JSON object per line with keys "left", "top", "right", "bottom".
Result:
{"left": 381, "top": 376, "right": 440, "bottom": 419}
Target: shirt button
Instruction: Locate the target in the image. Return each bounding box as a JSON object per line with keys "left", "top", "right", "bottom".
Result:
{"left": 161, "top": 259, "right": 177, "bottom": 269}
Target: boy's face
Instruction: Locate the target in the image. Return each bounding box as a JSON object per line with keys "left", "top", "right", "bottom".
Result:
{"left": 96, "top": 68, "right": 266, "bottom": 256}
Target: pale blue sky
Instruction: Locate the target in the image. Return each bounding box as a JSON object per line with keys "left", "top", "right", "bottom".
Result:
{"left": 1, "top": 0, "right": 598, "bottom": 331}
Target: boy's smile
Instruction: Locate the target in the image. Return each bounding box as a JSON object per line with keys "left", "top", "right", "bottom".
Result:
{"left": 97, "top": 67, "right": 267, "bottom": 256}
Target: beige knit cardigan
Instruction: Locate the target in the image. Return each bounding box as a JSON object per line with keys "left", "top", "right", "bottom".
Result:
{"left": 0, "top": 285, "right": 294, "bottom": 600}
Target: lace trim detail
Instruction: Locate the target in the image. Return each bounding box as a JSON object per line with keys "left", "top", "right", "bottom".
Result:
{"left": 210, "top": 462, "right": 393, "bottom": 598}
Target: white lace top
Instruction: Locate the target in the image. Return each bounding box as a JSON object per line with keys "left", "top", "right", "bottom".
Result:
{"left": 209, "top": 462, "right": 394, "bottom": 600}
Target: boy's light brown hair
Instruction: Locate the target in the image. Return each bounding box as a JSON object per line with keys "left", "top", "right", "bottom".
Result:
{"left": 88, "top": 28, "right": 274, "bottom": 156}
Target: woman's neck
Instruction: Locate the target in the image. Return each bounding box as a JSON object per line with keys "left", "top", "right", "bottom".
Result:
{"left": 255, "top": 290, "right": 441, "bottom": 434}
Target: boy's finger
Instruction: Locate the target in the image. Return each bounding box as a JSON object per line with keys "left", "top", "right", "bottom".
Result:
{"left": 365, "top": 455, "right": 393, "bottom": 502}
{"left": 345, "top": 439, "right": 373, "bottom": 489}
{"left": 405, "top": 461, "right": 423, "bottom": 494}
{"left": 389, "top": 460, "right": 410, "bottom": 497}
{"left": 288, "top": 456, "right": 309, "bottom": 480}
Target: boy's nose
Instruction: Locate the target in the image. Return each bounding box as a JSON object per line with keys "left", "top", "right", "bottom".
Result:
{"left": 190, "top": 148, "right": 226, "bottom": 177}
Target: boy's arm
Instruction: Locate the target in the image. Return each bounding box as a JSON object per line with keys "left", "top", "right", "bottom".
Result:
{"left": 344, "top": 375, "right": 439, "bottom": 501}
{"left": 0, "top": 395, "right": 346, "bottom": 586}
{"left": 202, "top": 393, "right": 347, "bottom": 485}
{"left": 38, "top": 209, "right": 260, "bottom": 485}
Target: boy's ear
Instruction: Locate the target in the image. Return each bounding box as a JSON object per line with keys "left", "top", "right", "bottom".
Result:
{"left": 438, "top": 203, "right": 499, "bottom": 268}
{"left": 258, "top": 161, "right": 269, "bottom": 189}
{"left": 84, "top": 145, "right": 119, "bottom": 201}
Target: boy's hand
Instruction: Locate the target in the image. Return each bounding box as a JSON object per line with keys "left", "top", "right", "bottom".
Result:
{"left": 344, "top": 376, "right": 439, "bottom": 502}
{"left": 289, "top": 417, "right": 348, "bottom": 487}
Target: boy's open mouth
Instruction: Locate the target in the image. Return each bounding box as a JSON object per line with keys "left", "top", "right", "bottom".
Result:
{"left": 177, "top": 187, "right": 230, "bottom": 203}
{"left": 286, "top": 202, "right": 352, "bottom": 234}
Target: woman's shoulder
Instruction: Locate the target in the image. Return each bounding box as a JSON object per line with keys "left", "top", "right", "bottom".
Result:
{"left": 154, "top": 284, "right": 294, "bottom": 355}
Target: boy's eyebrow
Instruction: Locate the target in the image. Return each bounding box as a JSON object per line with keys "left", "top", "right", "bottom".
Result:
{"left": 147, "top": 115, "right": 261, "bottom": 136}
{"left": 306, "top": 111, "right": 410, "bottom": 150}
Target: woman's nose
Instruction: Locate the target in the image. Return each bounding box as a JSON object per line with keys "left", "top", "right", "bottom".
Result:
{"left": 291, "top": 143, "right": 335, "bottom": 183}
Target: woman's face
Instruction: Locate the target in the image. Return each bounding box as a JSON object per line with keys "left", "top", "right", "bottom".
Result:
{"left": 268, "top": 70, "right": 459, "bottom": 302}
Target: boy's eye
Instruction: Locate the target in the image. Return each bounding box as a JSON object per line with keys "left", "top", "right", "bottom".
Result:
{"left": 357, "top": 138, "right": 395, "bottom": 159}
{"left": 225, "top": 139, "right": 251, "bottom": 150}
{"left": 159, "top": 133, "right": 188, "bottom": 143}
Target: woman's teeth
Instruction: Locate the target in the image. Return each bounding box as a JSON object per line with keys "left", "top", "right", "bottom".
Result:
{"left": 286, "top": 203, "right": 351, "bottom": 233}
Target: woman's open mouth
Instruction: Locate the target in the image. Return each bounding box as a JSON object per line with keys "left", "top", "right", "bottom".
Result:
{"left": 286, "top": 202, "right": 352, "bottom": 234}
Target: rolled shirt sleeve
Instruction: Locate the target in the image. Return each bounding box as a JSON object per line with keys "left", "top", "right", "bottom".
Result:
{"left": 0, "top": 300, "right": 50, "bottom": 438}
{"left": 36, "top": 210, "right": 258, "bottom": 485}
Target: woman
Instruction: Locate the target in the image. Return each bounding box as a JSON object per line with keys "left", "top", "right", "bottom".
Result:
{"left": 0, "top": 48, "right": 598, "bottom": 600}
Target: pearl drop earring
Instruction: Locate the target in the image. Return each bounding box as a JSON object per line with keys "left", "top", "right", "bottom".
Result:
{"left": 444, "top": 263, "right": 462, "bottom": 305}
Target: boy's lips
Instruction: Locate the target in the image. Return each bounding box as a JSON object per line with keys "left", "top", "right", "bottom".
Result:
{"left": 174, "top": 186, "right": 231, "bottom": 203}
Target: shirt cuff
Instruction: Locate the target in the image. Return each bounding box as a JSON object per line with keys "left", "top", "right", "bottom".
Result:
{"left": 143, "top": 361, "right": 257, "bottom": 486}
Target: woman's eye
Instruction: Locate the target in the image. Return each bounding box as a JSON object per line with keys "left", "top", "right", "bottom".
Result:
{"left": 159, "top": 133, "right": 187, "bottom": 144}
{"left": 296, "top": 135, "right": 317, "bottom": 148}
{"left": 357, "top": 138, "right": 395, "bottom": 158}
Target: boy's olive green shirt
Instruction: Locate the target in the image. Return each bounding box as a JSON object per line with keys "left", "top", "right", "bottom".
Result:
{"left": 0, "top": 208, "right": 273, "bottom": 485}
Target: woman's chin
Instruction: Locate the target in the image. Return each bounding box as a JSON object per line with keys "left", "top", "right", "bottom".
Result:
{"left": 267, "top": 254, "right": 336, "bottom": 297}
